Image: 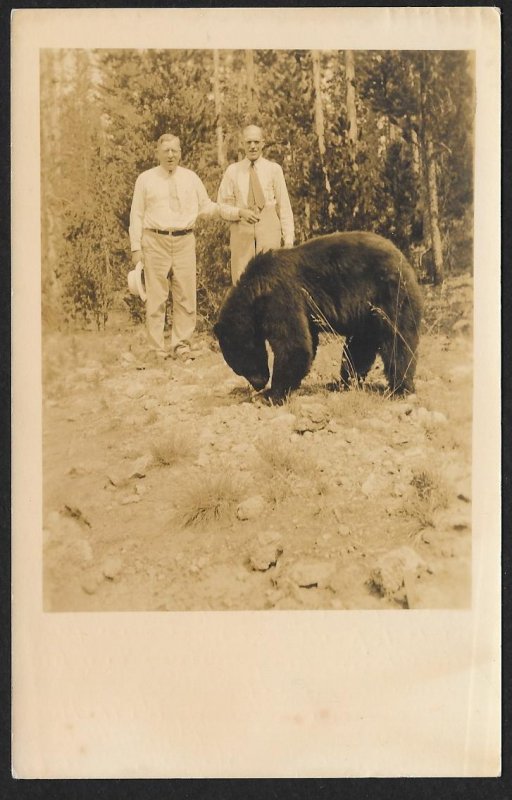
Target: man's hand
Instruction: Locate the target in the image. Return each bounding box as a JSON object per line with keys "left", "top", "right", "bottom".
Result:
{"left": 239, "top": 208, "right": 260, "bottom": 224}
{"left": 132, "top": 250, "right": 143, "bottom": 266}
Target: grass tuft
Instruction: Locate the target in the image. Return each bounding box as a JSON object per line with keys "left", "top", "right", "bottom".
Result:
{"left": 174, "top": 471, "right": 242, "bottom": 529}
{"left": 326, "top": 388, "right": 386, "bottom": 422}
{"left": 402, "top": 468, "right": 449, "bottom": 530}
{"left": 255, "top": 434, "right": 317, "bottom": 505}
{"left": 151, "top": 428, "right": 198, "bottom": 466}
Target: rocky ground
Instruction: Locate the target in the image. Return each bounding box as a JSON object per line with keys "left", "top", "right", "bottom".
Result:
{"left": 42, "top": 274, "right": 473, "bottom": 611}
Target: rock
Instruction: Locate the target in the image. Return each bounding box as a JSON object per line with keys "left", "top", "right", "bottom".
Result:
{"left": 107, "top": 455, "right": 152, "bottom": 486}
{"left": 361, "top": 473, "right": 388, "bottom": 498}
{"left": 125, "top": 383, "right": 146, "bottom": 399}
{"left": 67, "top": 465, "right": 88, "bottom": 477}
{"left": 414, "top": 407, "right": 447, "bottom": 427}
{"left": 336, "top": 524, "right": 351, "bottom": 537}
{"left": 81, "top": 572, "right": 102, "bottom": 595}
{"left": 143, "top": 398, "right": 159, "bottom": 411}
{"left": 327, "top": 419, "right": 339, "bottom": 433}
{"left": 120, "top": 494, "right": 141, "bottom": 505}
{"left": 415, "top": 406, "right": 431, "bottom": 424}
{"left": 391, "top": 482, "right": 409, "bottom": 498}
{"left": 237, "top": 495, "right": 267, "bottom": 521}
{"left": 256, "top": 530, "right": 282, "bottom": 547}
{"left": 101, "top": 556, "right": 123, "bottom": 580}
{"left": 294, "top": 402, "right": 330, "bottom": 432}
{"left": 194, "top": 453, "right": 211, "bottom": 468}
{"left": 368, "top": 547, "right": 430, "bottom": 603}
{"left": 248, "top": 544, "right": 283, "bottom": 572}
{"left": 288, "top": 561, "right": 335, "bottom": 589}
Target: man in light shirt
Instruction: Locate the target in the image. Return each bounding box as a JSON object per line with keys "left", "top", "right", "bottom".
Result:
{"left": 129, "top": 133, "right": 241, "bottom": 363}
{"left": 217, "top": 124, "right": 295, "bottom": 284}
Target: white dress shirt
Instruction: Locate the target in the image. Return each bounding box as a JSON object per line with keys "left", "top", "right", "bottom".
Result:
{"left": 129, "top": 165, "right": 240, "bottom": 251}
{"left": 217, "top": 157, "right": 295, "bottom": 247}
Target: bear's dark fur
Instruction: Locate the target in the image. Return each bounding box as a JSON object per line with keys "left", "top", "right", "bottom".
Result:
{"left": 214, "top": 232, "right": 423, "bottom": 404}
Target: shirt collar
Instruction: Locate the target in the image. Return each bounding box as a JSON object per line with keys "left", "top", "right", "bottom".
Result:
{"left": 157, "top": 164, "right": 179, "bottom": 178}
{"left": 244, "top": 156, "right": 263, "bottom": 167}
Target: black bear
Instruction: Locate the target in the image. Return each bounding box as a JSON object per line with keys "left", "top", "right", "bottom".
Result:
{"left": 213, "top": 232, "right": 423, "bottom": 404}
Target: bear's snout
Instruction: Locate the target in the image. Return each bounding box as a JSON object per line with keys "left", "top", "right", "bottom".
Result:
{"left": 248, "top": 375, "right": 268, "bottom": 391}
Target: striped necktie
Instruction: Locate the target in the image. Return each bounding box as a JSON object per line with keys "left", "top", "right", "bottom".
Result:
{"left": 247, "top": 163, "right": 265, "bottom": 211}
{"left": 168, "top": 174, "right": 181, "bottom": 212}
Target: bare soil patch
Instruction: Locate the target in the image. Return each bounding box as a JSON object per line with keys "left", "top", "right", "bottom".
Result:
{"left": 42, "top": 276, "right": 473, "bottom": 611}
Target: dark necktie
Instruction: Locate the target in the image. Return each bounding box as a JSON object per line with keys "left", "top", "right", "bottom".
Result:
{"left": 247, "top": 163, "right": 265, "bottom": 211}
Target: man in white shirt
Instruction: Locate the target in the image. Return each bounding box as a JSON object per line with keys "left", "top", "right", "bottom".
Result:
{"left": 129, "top": 133, "right": 240, "bottom": 362}
{"left": 217, "top": 124, "right": 295, "bottom": 284}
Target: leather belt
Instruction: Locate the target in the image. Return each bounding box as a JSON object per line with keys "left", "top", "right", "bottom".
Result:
{"left": 147, "top": 228, "right": 193, "bottom": 237}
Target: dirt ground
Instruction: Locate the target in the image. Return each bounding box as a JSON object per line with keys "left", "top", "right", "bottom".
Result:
{"left": 42, "top": 274, "right": 473, "bottom": 611}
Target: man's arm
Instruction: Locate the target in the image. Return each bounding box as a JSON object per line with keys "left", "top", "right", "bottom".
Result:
{"left": 196, "top": 174, "right": 240, "bottom": 222}
{"left": 273, "top": 164, "right": 295, "bottom": 247}
{"left": 129, "top": 174, "right": 145, "bottom": 264}
{"left": 217, "top": 167, "right": 260, "bottom": 224}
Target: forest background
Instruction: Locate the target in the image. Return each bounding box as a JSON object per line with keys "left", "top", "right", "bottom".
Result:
{"left": 40, "top": 48, "right": 475, "bottom": 331}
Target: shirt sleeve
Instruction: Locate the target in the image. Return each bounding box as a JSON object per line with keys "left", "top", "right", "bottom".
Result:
{"left": 129, "top": 173, "right": 145, "bottom": 252}
{"left": 273, "top": 164, "right": 295, "bottom": 247}
{"left": 196, "top": 173, "right": 240, "bottom": 222}
{"left": 217, "top": 167, "right": 241, "bottom": 221}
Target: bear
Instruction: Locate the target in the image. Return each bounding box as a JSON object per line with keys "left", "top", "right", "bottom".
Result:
{"left": 213, "top": 231, "right": 423, "bottom": 404}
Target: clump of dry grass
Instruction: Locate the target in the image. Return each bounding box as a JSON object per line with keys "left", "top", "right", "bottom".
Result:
{"left": 402, "top": 467, "right": 449, "bottom": 529}
{"left": 150, "top": 428, "right": 198, "bottom": 466}
{"left": 174, "top": 471, "right": 242, "bottom": 528}
{"left": 255, "top": 434, "right": 317, "bottom": 505}
{"left": 326, "top": 387, "right": 386, "bottom": 422}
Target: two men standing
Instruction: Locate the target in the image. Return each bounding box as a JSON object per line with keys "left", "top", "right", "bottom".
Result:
{"left": 129, "top": 126, "right": 294, "bottom": 361}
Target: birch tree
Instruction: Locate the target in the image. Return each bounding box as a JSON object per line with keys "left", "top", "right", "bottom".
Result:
{"left": 212, "top": 50, "right": 226, "bottom": 168}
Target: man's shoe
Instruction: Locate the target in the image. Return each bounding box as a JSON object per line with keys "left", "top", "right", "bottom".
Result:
{"left": 173, "top": 346, "right": 193, "bottom": 363}
{"left": 141, "top": 349, "right": 171, "bottom": 366}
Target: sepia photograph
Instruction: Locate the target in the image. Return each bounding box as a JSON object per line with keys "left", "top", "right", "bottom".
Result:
{"left": 39, "top": 45, "right": 477, "bottom": 612}
{"left": 12, "top": 7, "right": 501, "bottom": 779}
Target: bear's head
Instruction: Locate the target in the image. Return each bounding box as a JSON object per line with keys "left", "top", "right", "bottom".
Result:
{"left": 213, "top": 318, "right": 270, "bottom": 391}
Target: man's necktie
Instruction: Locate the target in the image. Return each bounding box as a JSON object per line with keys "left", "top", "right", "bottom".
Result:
{"left": 247, "top": 163, "right": 265, "bottom": 211}
{"left": 168, "top": 175, "right": 181, "bottom": 212}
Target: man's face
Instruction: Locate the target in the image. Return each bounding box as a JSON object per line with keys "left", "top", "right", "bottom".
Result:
{"left": 157, "top": 138, "right": 181, "bottom": 173}
{"left": 243, "top": 127, "right": 264, "bottom": 161}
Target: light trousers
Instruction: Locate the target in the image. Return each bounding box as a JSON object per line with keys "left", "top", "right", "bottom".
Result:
{"left": 229, "top": 206, "right": 282, "bottom": 284}
{"left": 141, "top": 229, "right": 196, "bottom": 354}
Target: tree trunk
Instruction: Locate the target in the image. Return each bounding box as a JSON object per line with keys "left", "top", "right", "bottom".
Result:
{"left": 311, "top": 50, "right": 333, "bottom": 216}
{"left": 411, "top": 128, "right": 421, "bottom": 175}
{"left": 424, "top": 132, "right": 444, "bottom": 284}
{"left": 245, "top": 50, "right": 257, "bottom": 119}
{"left": 212, "top": 50, "right": 226, "bottom": 168}
{"left": 419, "top": 54, "right": 444, "bottom": 285}
{"left": 344, "top": 50, "right": 358, "bottom": 151}
{"left": 304, "top": 198, "right": 311, "bottom": 240}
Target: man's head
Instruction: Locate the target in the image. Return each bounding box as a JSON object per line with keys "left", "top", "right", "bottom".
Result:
{"left": 242, "top": 125, "right": 264, "bottom": 162}
{"left": 157, "top": 134, "right": 181, "bottom": 173}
